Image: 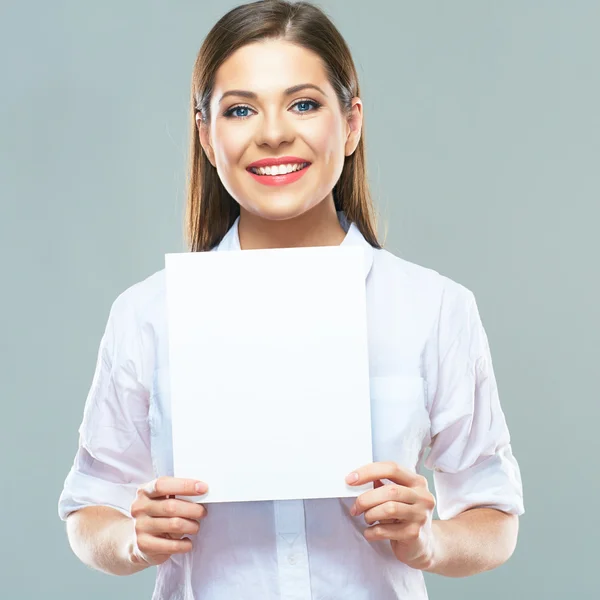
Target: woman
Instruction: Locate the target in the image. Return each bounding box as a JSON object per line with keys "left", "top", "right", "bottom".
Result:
{"left": 59, "top": 1, "right": 524, "bottom": 598}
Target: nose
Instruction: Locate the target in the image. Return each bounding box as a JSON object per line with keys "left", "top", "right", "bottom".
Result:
{"left": 254, "top": 110, "right": 294, "bottom": 149}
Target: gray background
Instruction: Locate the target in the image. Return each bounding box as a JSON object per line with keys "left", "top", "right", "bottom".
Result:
{"left": 1, "top": 0, "right": 598, "bottom": 598}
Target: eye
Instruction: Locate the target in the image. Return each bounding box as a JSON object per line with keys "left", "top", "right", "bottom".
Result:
{"left": 223, "top": 99, "right": 322, "bottom": 120}
{"left": 223, "top": 105, "right": 255, "bottom": 119}
{"left": 292, "top": 99, "right": 322, "bottom": 113}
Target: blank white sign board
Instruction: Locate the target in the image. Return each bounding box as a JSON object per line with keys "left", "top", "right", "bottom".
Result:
{"left": 164, "top": 245, "right": 373, "bottom": 503}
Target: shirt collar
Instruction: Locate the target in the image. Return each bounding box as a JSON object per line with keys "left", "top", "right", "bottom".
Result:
{"left": 215, "top": 211, "right": 374, "bottom": 279}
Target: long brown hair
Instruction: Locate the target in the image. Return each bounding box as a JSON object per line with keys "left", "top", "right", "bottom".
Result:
{"left": 185, "top": 0, "right": 382, "bottom": 251}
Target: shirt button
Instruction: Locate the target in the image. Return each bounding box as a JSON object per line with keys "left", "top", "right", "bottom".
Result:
{"left": 288, "top": 555, "right": 297, "bottom": 565}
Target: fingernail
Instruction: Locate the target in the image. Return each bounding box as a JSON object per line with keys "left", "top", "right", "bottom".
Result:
{"left": 346, "top": 472, "right": 359, "bottom": 484}
{"left": 195, "top": 482, "right": 206, "bottom": 493}
{"left": 350, "top": 504, "right": 357, "bottom": 516}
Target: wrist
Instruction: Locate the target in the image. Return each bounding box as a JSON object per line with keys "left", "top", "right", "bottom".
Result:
{"left": 116, "top": 517, "right": 149, "bottom": 574}
{"left": 421, "top": 520, "right": 443, "bottom": 573}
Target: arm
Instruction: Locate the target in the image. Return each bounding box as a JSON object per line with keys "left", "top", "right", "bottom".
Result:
{"left": 58, "top": 294, "right": 154, "bottom": 573}
{"left": 347, "top": 464, "right": 520, "bottom": 576}
{"left": 348, "top": 285, "right": 524, "bottom": 575}
{"left": 66, "top": 506, "right": 145, "bottom": 576}
{"left": 426, "top": 508, "right": 519, "bottom": 577}
{"left": 424, "top": 285, "right": 524, "bottom": 568}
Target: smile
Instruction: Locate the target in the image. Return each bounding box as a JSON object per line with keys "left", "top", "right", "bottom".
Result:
{"left": 249, "top": 162, "right": 309, "bottom": 176}
{"left": 246, "top": 162, "right": 311, "bottom": 187}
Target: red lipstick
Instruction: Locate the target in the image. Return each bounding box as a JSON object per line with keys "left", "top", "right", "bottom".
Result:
{"left": 246, "top": 156, "right": 312, "bottom": 187}
{"left": 247, "top": 156, "right": 311, "bottom": 168}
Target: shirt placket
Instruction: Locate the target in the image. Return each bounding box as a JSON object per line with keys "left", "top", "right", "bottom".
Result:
{"left": 274, "top": 499, "right": 312, "bottom": 600}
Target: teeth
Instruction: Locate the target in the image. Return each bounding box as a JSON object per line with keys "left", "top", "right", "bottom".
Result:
{"left": 251, "top": 163, "right": 307, "bottom": 176}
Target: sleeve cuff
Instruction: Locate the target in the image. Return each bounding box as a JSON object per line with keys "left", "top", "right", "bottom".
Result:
{"left": 432, "top": 445, "right": 525, "bottom": 520}
{"left": 58, "top": 467, "right": 139, "bottom": 521}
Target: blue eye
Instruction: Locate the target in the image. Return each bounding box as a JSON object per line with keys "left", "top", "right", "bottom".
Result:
{"left": 291, "top": 99, "right": 322, "bottom": 113}
{"left": 223, "top": 99, "right": 321, "bottom": 120}
{"left": 231, "top": 106, "right": 251, "bottom": 118}
{"left": 295, "top": 100, "right": 316, "bottom": 112}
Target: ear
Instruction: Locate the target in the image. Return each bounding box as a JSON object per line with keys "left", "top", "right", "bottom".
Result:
{"left": 196, "top": 111, "right": 216, "bottom": 167}
{"left": 344, "top": 98, "right": 363, "bottom": 157}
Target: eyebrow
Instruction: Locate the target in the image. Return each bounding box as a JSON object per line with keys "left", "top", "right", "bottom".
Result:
{"left": 218, "top": 83, "right": 327, "bottom": 104}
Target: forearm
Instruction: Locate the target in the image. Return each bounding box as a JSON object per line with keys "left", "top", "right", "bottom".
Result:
{"left": 66, "top": 506, "right": 146, "bottom": 576}
{"left": 424, "top": 508, "right": 519, "bottom": 578}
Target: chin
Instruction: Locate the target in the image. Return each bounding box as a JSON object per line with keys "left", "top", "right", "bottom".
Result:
{"left": 240, "top": 197, "right": 315, "bottom": 222}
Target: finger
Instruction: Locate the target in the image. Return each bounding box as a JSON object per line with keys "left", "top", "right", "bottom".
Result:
{"left": 142, "top": 477, "right": 208, "bottom": 499}
{"left": 346, "top": 462, "right": 424, "bottom": 488}
{"left": 363, "top": 523, "right": 421, "bottom": 543}
{"left": 362, "top": 501, "right": 420, "bottom": 526}
{"left": 136, "top": 532, "right": 194, "bottom": 556}
{"left": 140, "top": 516, "right": 201, "bottom": 538}
{"left": 146, "top": 497, "right": 208, "bottom": 521}
{"left": 351, "top": 484, "right": 418, "bottom": 516}
{"left": 165, "top": 532, "right": 191, "bottom": 540}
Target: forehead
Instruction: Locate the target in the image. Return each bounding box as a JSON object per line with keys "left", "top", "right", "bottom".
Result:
{"left": 213, "top": 40, "right": 329, "bottom": 95}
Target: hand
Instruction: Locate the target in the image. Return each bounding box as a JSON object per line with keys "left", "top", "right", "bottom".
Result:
{"left": 129, "top": 476, "right": 209, "bottom": 567}
{"left": 346, "top": 461, "right": 437, "bottom": 570}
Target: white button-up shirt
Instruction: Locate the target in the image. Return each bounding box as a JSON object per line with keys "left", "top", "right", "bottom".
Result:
{"left": 59, "top": 213, "right": 524, "bottom": 600}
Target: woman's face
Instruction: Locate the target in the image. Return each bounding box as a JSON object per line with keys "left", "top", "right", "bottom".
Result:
{"left": 198, "top": 39, "right": 362, "bottom": 222}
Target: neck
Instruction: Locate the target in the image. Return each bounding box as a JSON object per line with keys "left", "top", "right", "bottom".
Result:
{"left": 238, "top": 195, "right": 346, "bottom": 250}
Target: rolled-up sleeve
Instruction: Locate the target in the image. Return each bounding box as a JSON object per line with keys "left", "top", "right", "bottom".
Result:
{"left": 424, "top": 284, "right": 524, "bottom": 521}
{"left": 58, "top": 294, "right": 155, "bottom": 520}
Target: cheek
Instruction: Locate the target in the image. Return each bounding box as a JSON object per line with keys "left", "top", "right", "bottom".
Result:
{"left": 306, "top": 117, "right": 345, "bottom": 166}
{"left": 212, "top": 123, "right": 248, "bottom": 167}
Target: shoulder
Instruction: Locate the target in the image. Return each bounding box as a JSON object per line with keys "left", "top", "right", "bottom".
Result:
{"left": 371, "top": 247, "right": 475, "bottom": 314}
{"left": 371, "top": 248, "right": 485, "bottom": 372}
{"left": 97, "top": 269, "right": 167, "bottom": 386}
{"left": 108, "top": 269, "right": 166, "bottom": 323}
{"left": 102, "top": 269, "right": 166, "bottom": 360}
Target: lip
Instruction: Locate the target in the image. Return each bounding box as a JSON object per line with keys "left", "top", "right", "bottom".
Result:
{"left": 247, "top": 163, "right": 311, "bottom": 187}
{"left": 247, "top": 156, "right": 311, "bottom": 169}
